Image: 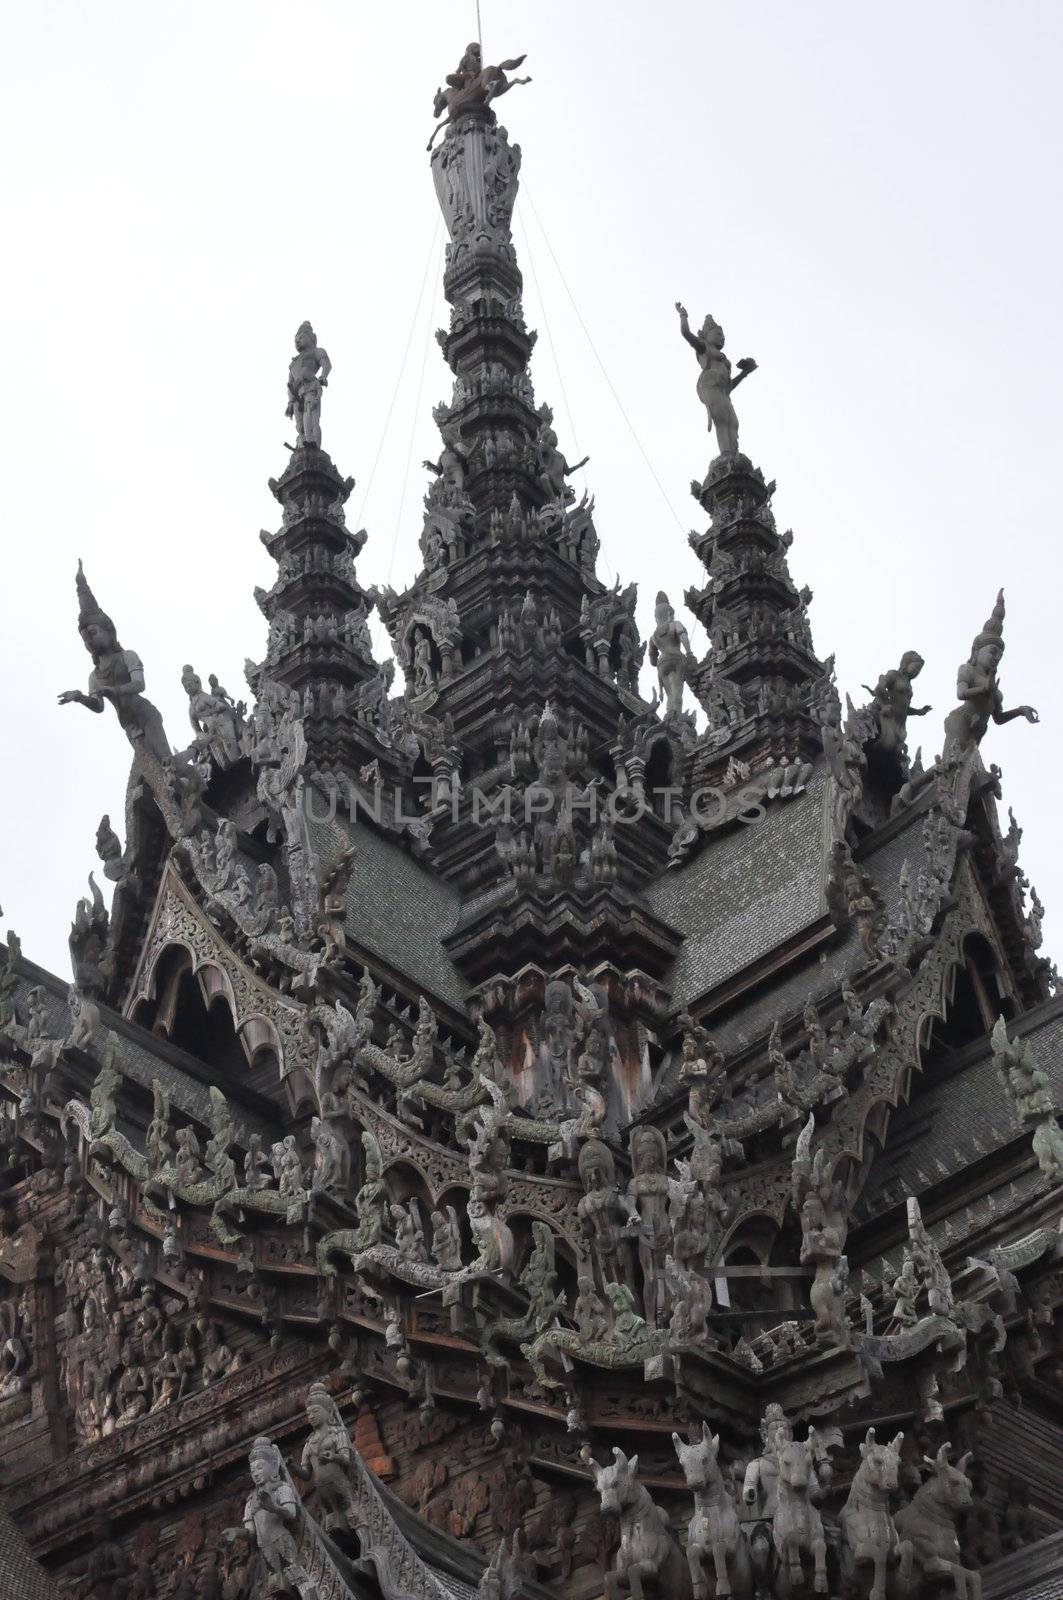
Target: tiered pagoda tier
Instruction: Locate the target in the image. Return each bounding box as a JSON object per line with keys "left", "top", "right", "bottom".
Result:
{"left": 0, "top": 42, "right": 1060, "bottom": 1600}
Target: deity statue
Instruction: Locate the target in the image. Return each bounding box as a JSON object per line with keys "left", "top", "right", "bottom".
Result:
{"left": 392, "top": 1200, "right": 429, "bottom": 1263}
{"left": 742, "top": 1404, "right": 835, "bottom": 1597}
{"left": 181, "top": 665, "right": 243, "bottom": 766}
{"left": 791, "top": 1117, "right": 849, "bottom": 1341}
{"left": 286, "top": 321, "right": 331, "bottom": 450}
{"left": 411, "top": 628, "right": 435, "bottom": 696}
{"left": 59, "top": 563, "right": 171, "bottom": 765}
{"left": 906, "top": 1196, "right": 953, "bottom": 1319}
{"left": 887, "top": 1252, "right": 919, "bottom": 1329}
{"left": 625, "top": 1126, "right": 671, "bottom": 1325}
{"left": 311, "top": 1115, "right": 349, "bottom": 1199}
{"left": 862, "top": 650, "right": 930, "bottom": 771}
{"left": 942, "top": 591, "right": 1038, "bottom": 762}
{"left": 675, "top": 303, "right": 757, "bottom": 458}
{"left": 431, "top": 1205, "right": 464, "bottom": 1271}
{"left": 573, "top": 1274, "right": 609, "bottom": 1340}
{"left": 423, "top": 422, "right": 469, "bottom": 498}
{"left": 648, "top": 592, "right": 694, "bottom": 720}
{"left": 535, "top": 405, "right": 588, "bottom": 504}
{"left": 174, "top": 1125, "right": 202, "bottom": 1188}
{"left": 0, "top": 1295, "right": 31, "bottom": 1398}
{"left": 294, "top": 1383, "right": 356, "bottom": 1530}
{"left": 244, "top": 1133, "right": 272, "bottom": 1191}
{"left": 243, "top": 1436, "right": 303, "bottom": 1581}
{"left": 679, "top": 1023, "right": 725, "bottom": 1140}
{"left": 351, "top": 1131, "right": 390, "bottom": 1251}
{"left": 992, "top": 1015, "right": 1063, "bottom": 1185}
{"left": 577, "top": 1139, "right": 632, "bottom": 1290}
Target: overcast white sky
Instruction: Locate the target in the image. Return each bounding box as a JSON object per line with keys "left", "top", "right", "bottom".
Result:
{"left": 1, "top": 1, "right": 1060, "bottom": 982}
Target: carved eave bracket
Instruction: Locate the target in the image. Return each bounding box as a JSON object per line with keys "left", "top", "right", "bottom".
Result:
{"left": 124, "top": 863, "right": 315, "bottom": 1085}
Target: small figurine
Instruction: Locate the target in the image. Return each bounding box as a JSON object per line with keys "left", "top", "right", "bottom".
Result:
{"left": 942, "top": 591, "right": 1037, "bottom": 762}
{"left": 648, "top": 592, "right": 694, "bottom": 721}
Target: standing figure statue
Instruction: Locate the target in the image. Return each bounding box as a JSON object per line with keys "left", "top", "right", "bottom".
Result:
{"left": 792, "top": 1118, "right": 849, "bottom": 1342}
{"left": 59, "top": 563, "right": 171, "bottom": 766}
{"left": 942, "top": 591, "right": 1037, "bottom": 763}
{"left": 423, "top": 421, "right": 469, "bottom": 499}
{"left": 243, "top": 1436, "right": 304, "bottom": 1583}
{"left": 181, "top": 665, "right": 244, "bottom": 767}
{"left": 675, "top": 303, "right": 757, "bottom": 458}
{"left": 292, "top": 1383, "right": 357, "bottom": 1534}
{"left": 625, "top": 1126, "right": 672, "bottom": 1324}
{"left": 649, "top": 592, "right": 695, "bottom": 720}
{"left": 862, "top": 651, "right": 931, "bottom": 774}
{"left": 535, "top": 405, "right": 589, "bottom": 504}
{"left": 287, "top": 321, "right": 331, "bottom": 450}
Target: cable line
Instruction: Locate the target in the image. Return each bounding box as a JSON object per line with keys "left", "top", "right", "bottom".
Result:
{"left": 354, "top": 216, "right": 441, "bottom": 531}
{"left": 388, "top": 243, "right": 442, "bottom": 582}
{"left": 522, "top": 181, "right": 687, "bottom": 537}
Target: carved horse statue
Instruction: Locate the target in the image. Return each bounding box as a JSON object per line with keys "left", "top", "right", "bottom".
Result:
{"left": 592, "top": 1447, "right": 691, "bottom": 1600}
{"left": 895, "top": 1445, "right": 982, "bottom": 1600}
{"left": 838, "top": 1429, "right": 914, "bottom": 1600}
{"left": 772, "top": 1432, "right": 830, "bottom": 1595}
{"left": 673, "top": 1425, "right": 751, "bottom": 1599}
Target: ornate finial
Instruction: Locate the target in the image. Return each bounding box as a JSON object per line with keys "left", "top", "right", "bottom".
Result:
{"left": 75, "top": 560, "right": 116, "bottom": 641}
{"left": 972, "top": 588, "right": 1006, "bottom": 652}
{"left": 648, "top": 592, "right": 694, "bottom": 721}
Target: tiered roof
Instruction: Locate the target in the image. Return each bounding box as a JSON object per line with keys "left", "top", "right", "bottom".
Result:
{"left": 1, "top": 41, "right": 1060, "bottom": 1600}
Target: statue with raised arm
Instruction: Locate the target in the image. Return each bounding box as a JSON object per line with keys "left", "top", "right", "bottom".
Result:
{"left": 648, "top": 592, "right": 694, "bottom": 720}
{"left": 535, "top": 404, "right": 589, "bottom": 504}
{"left": 423, "top": 420, "right": 469, "bottom": 499}
{"left": 59, "top": 563, "right": 171, "bottom": 765}
{"left": 942, "top": 591, "right": 1038, "bottom": 762}
{"left": 286, "top": 321, "right": 331, "bottom": 450}
{"left": 675, "top": 303, "right": 756, "bottom": 458}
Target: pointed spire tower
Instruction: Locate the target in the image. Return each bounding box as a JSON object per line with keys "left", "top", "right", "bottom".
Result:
{"left": 250, "top": 322, "right": 390, "bottom": 777}
{"left": 672, "top": 306, "right": 825, "bottom": 791}
{"left": 372, "top": 45, "right": 646, "bottom": 778}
